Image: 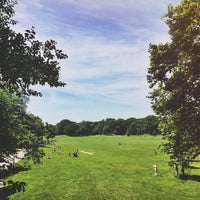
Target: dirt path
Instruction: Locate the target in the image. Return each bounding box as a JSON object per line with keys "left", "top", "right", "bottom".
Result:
{"left": 14, "top": 149, "right": 26, "bottom": 163}
{"left": 0, "top": 149, "right": 26, "bottom": 188}
{"left": 79, "top": 150, "right": 94, "bottom": 155}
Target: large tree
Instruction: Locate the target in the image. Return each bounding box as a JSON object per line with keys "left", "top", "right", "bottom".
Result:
{"left": 0, "top": 89, "right": 45, "bottom": 164}
{"left": 0, "top": 0, "right": 67, "bottom": 96}
{"left": 0, "top": 0, "right": 67, "bottom": 166}
{"left": 147, "top": 0, "right": 200, "bottom": 175}
{"left": 0, "top": 89, "right": 26, "bottom": 157}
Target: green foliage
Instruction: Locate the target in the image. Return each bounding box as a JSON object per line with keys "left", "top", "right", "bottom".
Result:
{"left": 55, "top": 116, "right": 160, "bottom": 137}
{"left": 0, "top": 89, "right": 45, "bottom": 164}
{"left": 45, "top": 123, "right": 58, "bottom": 141}
{"left": 57, "top": 119, "right": 74, "bottom": 135}
{"left": 0, "top": 0, "right": 67, "bottom": 96}
{"left": 0, "top": 89, "right": 26, "bottom": 157}
{"left": 147, "top": 0, "right": 200, "bottom": 175}
{"left": 0, "top": 0, "right": 66, "bottom": 167}
{"left": 143, "top": 115, "right": 160, "bottom": 135}
{"left": 76, "top": 121, "right": 92, "bottom": 136}
{"left": 24, "top": 114, "right": 45, "bottom": 138}
{"left": 20, "top": 113, "right": 46, "bottom": 164}
{"left": 126, "top": 116, "right": 159, "bottom": 136}
{"left": 6, "top": 135, "right": 200, "bottom": 200}
{"left": 126, "top": 119, "right": 143, "bottom": 135}
{"left": 0, "top": 0, "right": 17, "bottom": 26}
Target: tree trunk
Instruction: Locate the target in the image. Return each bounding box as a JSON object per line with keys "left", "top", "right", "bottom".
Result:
{"left": 181, "top": 164, "right": 185, "bottom": 175}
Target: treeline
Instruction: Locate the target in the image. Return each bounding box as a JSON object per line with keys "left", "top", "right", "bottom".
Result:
{"left": 55, "top": 115, "right": 160, "bottom": 136}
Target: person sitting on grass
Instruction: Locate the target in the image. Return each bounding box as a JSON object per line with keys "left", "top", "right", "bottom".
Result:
{"left": 73, "top": 150, "right": 78, "bottom": 157}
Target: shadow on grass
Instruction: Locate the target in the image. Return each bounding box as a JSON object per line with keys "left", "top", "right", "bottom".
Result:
{"left": 179, "top": 174, "right": 200, "bottom": 182}
{"left": 0, "top": 165, "right": 30, "bottom": 200}
{"left": 188, "top": 165, "right": 200, "bottom": 170}
{"left": 0, "top": 181, "right": 26, "bottom": 200}
{"left": 43, "top": 145, "right": 52, "bottom": 149}
{"left": 0, "top": 165, "right": 30, "bottom": 179}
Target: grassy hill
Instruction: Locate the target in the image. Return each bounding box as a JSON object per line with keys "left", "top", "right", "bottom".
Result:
{"left": 5, "top": 135, "right": 200, "bottom": 200}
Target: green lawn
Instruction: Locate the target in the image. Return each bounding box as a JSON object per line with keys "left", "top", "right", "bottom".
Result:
{"left": 5, "top": 135, "right": 200, "bottom": 200}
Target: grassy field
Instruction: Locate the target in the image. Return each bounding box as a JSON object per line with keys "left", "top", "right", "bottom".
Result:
{"left": 5, "top": 135, "right": 200, "bottom": 200}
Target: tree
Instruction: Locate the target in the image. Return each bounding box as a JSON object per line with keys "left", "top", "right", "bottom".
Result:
{"left": 0, "top": 90, "right": 44, "bottom": 164}
{"left": 56, "top": 119, "right": 76, "bottom": 135}
{"left": 143, "top": 115, "right": 160, "bottom": 135}
{"left": 64, "top": 122, "right": 80, "bottom": 136}
{"left": 92, "top": 120, "right": 104, "bottom": 135}
{"left": 0, "top": 89, "right": 26, "bottom": 157}
{"left": 102, "top": 118, "right": 117, "bottom": 135}
{"left": 115, "top": 118, "right": 126, "bottom": 135}
{"left": 45, "top": 123, "right": 58, "bottom": 142}
{"left": 126, "top": 119, "right": 144, "bottom": 135}
{"left": 24, "top": 113, "right": 46, "bottom": 146}
{"left": 0, "top": 0, "right": 67, "bottom": 168}
{"left": 0, "top": 0, "right": 67, "bottom": 96}
{"left": 147, "top": 0, "right": 200, "bottom": 175}
{"left": 78, "top": 121, "right": 95, "bottom": 136}
{"left": 126, "top": 121, "right": 137, "bottom": 136}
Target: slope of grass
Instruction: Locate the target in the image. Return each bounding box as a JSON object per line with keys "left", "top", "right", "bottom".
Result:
{"left": 6, "top": 135, "right": 200, "bottom": 200}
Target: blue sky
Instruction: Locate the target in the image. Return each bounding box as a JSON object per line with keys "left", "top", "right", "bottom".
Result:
{"left": 14, "top": 0, "right": 181, "bottom": 124}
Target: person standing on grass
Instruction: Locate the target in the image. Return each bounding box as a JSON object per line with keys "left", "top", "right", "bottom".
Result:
{"left": 153, "top": 164, "right": 158, "bottom": 176}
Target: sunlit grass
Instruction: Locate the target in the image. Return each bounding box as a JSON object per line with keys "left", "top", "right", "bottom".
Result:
{"left": 7, "top": 135, "right": 200, "bottom": 199}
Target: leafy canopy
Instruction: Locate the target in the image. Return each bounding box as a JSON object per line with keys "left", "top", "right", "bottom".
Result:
{"left": 0, "top": 0, "right": 66, "bottom": 165}
{"left": 0, "top": 0, "right": 68, "bottom": 96}
{"left": 147, "top": 0, "right": 200, "bottom": 175}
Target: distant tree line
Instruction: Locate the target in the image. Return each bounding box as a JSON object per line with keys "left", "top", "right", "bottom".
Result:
{"left": 55, "top": 115, "right": 160, "bottom": 136}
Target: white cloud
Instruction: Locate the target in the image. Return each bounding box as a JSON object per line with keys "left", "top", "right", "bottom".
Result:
{"left": 13, "top": 0, "right": 181, "bottom": 124}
